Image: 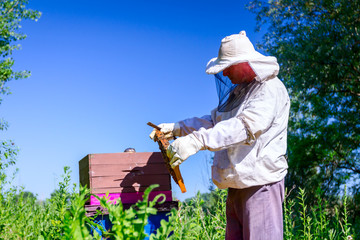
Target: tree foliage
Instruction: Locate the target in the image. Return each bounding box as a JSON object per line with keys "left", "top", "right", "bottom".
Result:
{"left": 247, "top": 0, "right": 359, "bottom": 200}
{"left": 0, "top": 0, "right": 41, "bottom": 170}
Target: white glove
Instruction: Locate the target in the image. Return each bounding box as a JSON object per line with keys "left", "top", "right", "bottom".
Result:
{"left": 149, "top": 123, "right": 179, "bottom": 141}
{"left": 167, "top": 134, "right": 204, "bottom": 168}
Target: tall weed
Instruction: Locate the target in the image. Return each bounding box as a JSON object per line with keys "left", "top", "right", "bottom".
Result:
{"left": 283, "top": 187, "right": 355, "bottom": 240}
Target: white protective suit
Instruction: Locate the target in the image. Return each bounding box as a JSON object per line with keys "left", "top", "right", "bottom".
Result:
{"left": 174, "top": 58, "right": 290, "bottom": 189}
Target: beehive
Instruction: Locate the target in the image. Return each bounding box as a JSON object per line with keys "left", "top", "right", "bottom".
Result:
{"left": 79, "top": 152, "right": 173, "bottom": 205}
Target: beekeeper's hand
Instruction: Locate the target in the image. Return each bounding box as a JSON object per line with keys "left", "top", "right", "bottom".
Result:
{"left": 149, "top": 123, "right": 179, "bottom": 141}
{"left": 167, "top": 134, "right": 204, "bottom": 168}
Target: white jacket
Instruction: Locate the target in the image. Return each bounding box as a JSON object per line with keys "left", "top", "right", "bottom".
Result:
{"left": 176, "top": 65, "right": 290, "bottom": 189}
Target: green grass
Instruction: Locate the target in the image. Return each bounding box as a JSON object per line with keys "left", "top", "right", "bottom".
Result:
{"left": 0, "top": 166, "right": 356, "bottom": 239}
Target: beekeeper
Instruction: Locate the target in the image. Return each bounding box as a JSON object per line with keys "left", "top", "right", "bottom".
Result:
{"left": 150, "top": 31, "right": 290, "bottom": 240}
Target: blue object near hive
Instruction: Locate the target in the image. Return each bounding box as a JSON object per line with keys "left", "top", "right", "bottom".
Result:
{"left": 91, "top": 211, "right": 170, "bottom": 239}
{"left": 143, "top": 212, "right": 169, "bottom": 239}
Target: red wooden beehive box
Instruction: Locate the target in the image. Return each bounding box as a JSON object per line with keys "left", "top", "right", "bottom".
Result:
{"left": 79, "top": 152, "right": 173, "bottom": 206}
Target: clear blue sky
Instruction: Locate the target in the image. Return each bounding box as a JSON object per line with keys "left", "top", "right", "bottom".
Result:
{"left": 2, "top": 0, "right": 266, "bottom": 201}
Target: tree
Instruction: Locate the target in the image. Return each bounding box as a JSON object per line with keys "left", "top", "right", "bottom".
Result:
{"left": 13, "top": 190, "right": 37, "bottom": 202}
{"left": 0, "top": 0, "right": 41, "bottom": 172}
{"left": 247, "top": 0, "right": 359, "bottom": 200}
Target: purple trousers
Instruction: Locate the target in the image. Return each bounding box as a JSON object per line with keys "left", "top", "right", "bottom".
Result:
{"left": 225, "top": 179, "right": 285, "bottom": 240}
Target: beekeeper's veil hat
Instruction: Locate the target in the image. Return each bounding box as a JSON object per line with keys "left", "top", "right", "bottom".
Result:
{"left": 205, "top": 31, "right": 279, "bottom": 82}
